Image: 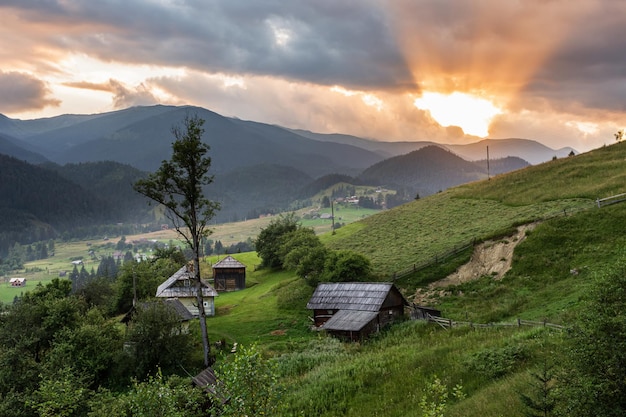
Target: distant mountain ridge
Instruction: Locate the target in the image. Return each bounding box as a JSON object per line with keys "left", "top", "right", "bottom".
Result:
{"left": 358, "top": 145, "right": 487, "bottom": 196}
{"left": 0, "top": 105, "right": 574, "bottom": 170}
{"left": 0, "top": 105, "right": 567, "bottom": 242}
{"left": 291, "top": 129, "right": 576, "bottom": 165}
{"left": 1, "top": 105, "right": 383, "bottom": 176}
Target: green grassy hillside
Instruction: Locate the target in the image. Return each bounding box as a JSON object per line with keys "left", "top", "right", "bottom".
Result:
{"left": 218, "top": 141, "right": 626, "bottom": 416}
{"left": 324, "top": 143, "right": 626, "bottom": 277}
{"left": 8, "top": 141, "right": 626, "bottom": 416}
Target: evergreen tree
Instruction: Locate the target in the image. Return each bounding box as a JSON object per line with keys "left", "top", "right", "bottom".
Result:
{"left": 70, "top": 265, "right": 80, "bottom": 292}
{"left": 124, "top": 251, "right": 134, "bottom": 264}
{"left": 214, "top": 240, "right": 223, "bottom": 255}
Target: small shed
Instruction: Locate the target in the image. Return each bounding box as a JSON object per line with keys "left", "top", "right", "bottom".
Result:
{"left": 306, "top": 282, "right": 408, "bottom": 341}
{"left": 9, "top": 278, "right": 26, "bottom": 287}
{"left": 411, "top": 305, "right": 442, "bottom": 320}
{"left": 156, "top": 266, "right": 218, "bottom": 317}
{"left": 212, "top": 256, "right": 246, "bottom": 292}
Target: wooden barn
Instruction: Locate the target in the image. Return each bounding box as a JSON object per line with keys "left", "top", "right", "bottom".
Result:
{"left": 156, "top": 265, "right": 218, "bottom": 317}
{"left": 306, "top": 282, "right": 409, "bottom": 341}
{"left": 212, "top": 256, "right": 246, "bottom": 292}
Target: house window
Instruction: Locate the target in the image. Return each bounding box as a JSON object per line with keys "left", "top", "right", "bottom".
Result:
{"left": 184, "top": 279, "right": 190, "bottom": 287}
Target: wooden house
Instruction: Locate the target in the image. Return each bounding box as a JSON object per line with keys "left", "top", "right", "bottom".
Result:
{"left": 9, "top": 277, "right": 26, "bottom": 287}
{"left": 306, "top": 282, "right": 408, "bottom": 341}
{"left": 212, "top": 256, "right": 246, "bottom": 292}
{"left": 156, "top": 266, "right": 218, "bottom": 317}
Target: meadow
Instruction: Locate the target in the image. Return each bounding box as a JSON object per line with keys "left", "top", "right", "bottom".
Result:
{"left": 4, "top": 141, "right": 626, "bottom": 415}
{"left": 0, "top": 204, "right": 377, "bottom": 304}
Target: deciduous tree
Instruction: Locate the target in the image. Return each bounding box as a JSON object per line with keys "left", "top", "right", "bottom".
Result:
{"left": 255, "top": 213, "right": 298, "bottom": 268}
{"left": 559, "top": 258, "right": 626, "bottom": 416}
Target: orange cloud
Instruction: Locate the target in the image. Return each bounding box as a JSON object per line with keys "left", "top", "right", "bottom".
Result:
{"left": 388, "top": 0, "right": 597, "bottom": 102}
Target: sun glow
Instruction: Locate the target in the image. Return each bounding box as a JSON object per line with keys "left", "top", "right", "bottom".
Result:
{"left": 413, "top": 91, "right": 502, "bottom": 137}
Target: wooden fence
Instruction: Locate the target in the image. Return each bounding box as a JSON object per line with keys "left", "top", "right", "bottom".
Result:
{"left": 597, "top": 192, "right": 626, "bottom": 208}
{"left": 425, "top": 313, "right": 565, "bottom": 331}
{"left": 391, "top": 241, "right": 474, "bottom": 281}
{"left": 389, "top": 193, "right": 626, "bottom": 282}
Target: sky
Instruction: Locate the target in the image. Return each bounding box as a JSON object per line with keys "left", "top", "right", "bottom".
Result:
{"left": 1, "top": 0, "right": 625, "bottom": 153}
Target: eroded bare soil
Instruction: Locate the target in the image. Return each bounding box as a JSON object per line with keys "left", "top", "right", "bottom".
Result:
{"left": 413, "top": 223, "right": 537, "bottom": 305}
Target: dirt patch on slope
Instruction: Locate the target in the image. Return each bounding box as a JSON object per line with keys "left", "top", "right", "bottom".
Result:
{"left": 413, "top": 223, "right": 537, "bottom": 305}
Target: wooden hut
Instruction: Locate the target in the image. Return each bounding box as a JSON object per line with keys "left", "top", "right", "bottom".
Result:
{"left": 156, "top": 266, "right": 218, "bottom": 316}
{"left": 306, "top": 282, "right": 408, "bottom": 341}
{"left": 212, "top": 256, "right": 246, "bottom": 292}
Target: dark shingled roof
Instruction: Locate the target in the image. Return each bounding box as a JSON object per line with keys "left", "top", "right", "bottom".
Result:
{"left": 212, "top": 255, "right": 246, "bottom": 269}
{"left": 322, "top": 310, "right": 378, "bottom": 332}
{"left": 306, "top": 282, "right": 398, "bottom": 312}
{"left": 193, "top": 367, "right": 218, "bottom": 391}
{"left": 163, "top": 298, "right": 194, "bottom": 321}
{"left": 156, "top": 266, "right": 218, "bottom": 298}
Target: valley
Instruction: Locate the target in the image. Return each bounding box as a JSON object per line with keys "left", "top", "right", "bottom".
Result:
{"left": 0, "top": 107, "right": 624, "bottom": 416}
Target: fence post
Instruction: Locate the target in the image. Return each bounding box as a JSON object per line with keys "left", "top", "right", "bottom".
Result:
{"left": 517, "top": 318, "right": 521, "bottom": 327}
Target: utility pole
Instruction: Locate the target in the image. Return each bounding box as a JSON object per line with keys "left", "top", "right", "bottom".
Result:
{"left": 132, "top": 265, "right": 137, "bottom": 307}
{"left": 486, "top": 145, "right": 490, "bottom": 180}
{"left": 331, "top": 198, "right": 336, "bottom": 235}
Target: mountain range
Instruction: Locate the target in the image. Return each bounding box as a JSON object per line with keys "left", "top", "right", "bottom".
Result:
{"left": 0, "top": 105, "right": 576, "bottom": 247}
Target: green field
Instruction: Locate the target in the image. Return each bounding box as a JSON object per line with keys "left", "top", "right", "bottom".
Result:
{"left": 0, "top": 204, "right": 380, "bottom": 304}
{"left": 4, "top": 142, "right": 626, "bottom": 415}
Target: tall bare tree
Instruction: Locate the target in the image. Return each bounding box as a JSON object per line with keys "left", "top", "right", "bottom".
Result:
{"left": 134, "top": 114, "right": 219, "bottom": 366}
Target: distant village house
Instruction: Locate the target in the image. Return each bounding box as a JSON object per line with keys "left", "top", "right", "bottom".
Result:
{"left": 9, "top": 278, "right": 26, "bottom": 287}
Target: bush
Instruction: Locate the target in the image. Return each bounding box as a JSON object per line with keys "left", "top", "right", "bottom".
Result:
{"left": 464, "top": 344, "right": 529, "bottom": 379}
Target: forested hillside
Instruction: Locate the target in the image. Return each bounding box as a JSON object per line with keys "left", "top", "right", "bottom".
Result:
{"left": 358, "top": 145, "right": 486, "bottom": 196}
{"left": 42, "top": 161, "right": 153, "bottom": 223}
{"left": 0, "top": 155, "right": 114, "bottom": 255}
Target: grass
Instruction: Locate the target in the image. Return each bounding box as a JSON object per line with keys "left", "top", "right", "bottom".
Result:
{"left": 202, "top": 252, "right": 315, "bottom": 354}
{"left": 434, "top": 203, "right": 626, "bottom": 323}
{"left": 324, "top": 142, "right": 626, "bottom": 277}
{"left": 0, "top": 204, "right": 379, "bottom": 303}
{"left": 5, "top": 142, "right": 626, "bottom": 415}
{"left": 325, "top": 192, "right": 593, "bottom": 277}
{"left": 277, "top": 322, "right": 563, "bottom": 417}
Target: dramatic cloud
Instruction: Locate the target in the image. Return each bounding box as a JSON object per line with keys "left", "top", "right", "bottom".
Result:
{"left": 0, "top": 0, "right": 624, "bottom": 152}
{"left": 65, "top": 79, "right": 160, "bottom": 108}
{"left": 0, "top": 71, "right": 60, "bottom": 113}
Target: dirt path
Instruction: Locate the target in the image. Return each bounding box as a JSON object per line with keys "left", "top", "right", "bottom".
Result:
{"left": 413, "top": 223, "right": 537, "bottom": 304}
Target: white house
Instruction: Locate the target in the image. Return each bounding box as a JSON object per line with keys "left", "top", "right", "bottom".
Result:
{"left": 155, "top": 265, "right": 218, "bottom": 317}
